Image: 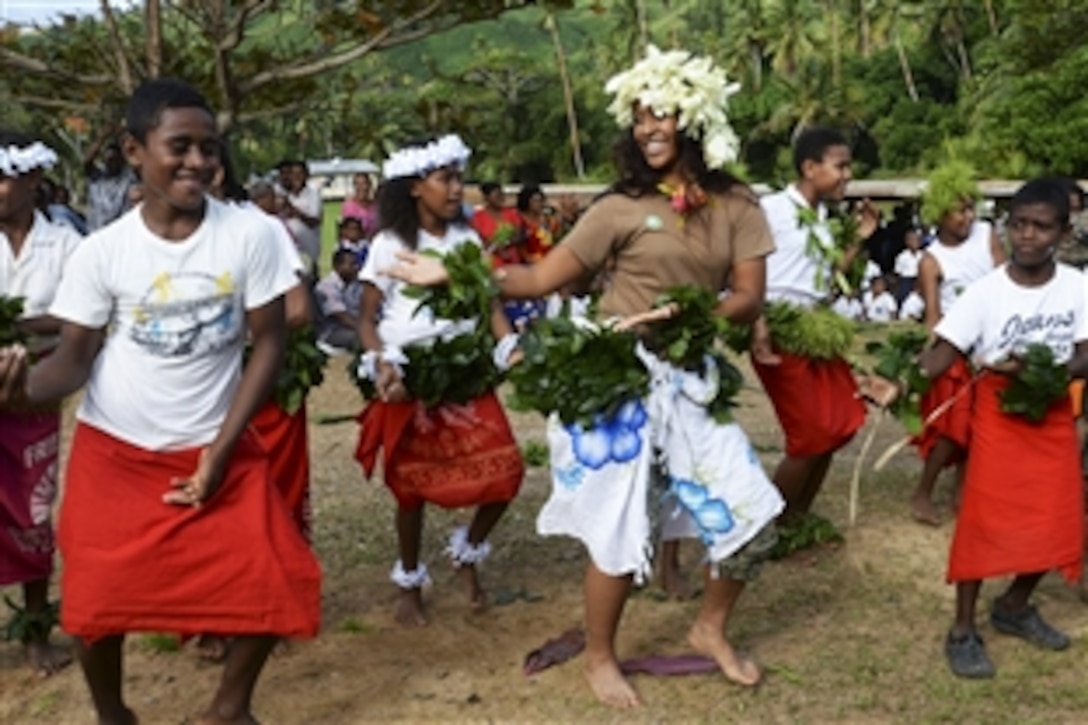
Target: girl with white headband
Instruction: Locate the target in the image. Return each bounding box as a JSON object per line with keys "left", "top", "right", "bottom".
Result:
{"left": 355, "top": 135, "right": 525, "bottom": 626}
{"left": 0, "top": 130, "right": 80, "bottom": 676}
{"left": 385, "top": 47, "right": 783, "bottom": 707}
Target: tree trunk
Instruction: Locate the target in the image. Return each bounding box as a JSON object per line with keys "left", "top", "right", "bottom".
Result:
{"left": 546, "top": 13, "right": 585, "bottom": 179}
{"left": 635, "top": 0, "right": 649, "bottom": 54}
{"left": 894, "top": 33, "right": 919, "bottom": 102}
{"left": 145, "top": 0, "right": 162, "bottom": 78}
{"left": 984, "top": 0, "right": 998, "bottom": 37}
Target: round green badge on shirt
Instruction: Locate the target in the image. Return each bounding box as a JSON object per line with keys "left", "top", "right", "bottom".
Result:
{"left": 646, "top": 214, "right": 663, "bottom": 231}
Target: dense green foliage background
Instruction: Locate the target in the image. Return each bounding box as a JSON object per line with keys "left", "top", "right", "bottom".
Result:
{"left": 1, "top": 1, "right": 1085, "bottom": 186}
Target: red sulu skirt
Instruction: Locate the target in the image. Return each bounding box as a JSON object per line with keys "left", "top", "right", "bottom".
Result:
{"left": 912, "top": 355, "right": 973, "bottom": 464}
{"left": 753, "top": 352, "right": 867, "bottom": 457}
{"left": 249, "top": 401, "right": 311, "bottom": 540}
{"left": 948, "top": 375, "right": 1083, "bottom": 583}
{"left": 59, "top": 423, "right": 322, "bottom": 641}
{"left": 355, "top": 392, "right": 524, "bottom": 510}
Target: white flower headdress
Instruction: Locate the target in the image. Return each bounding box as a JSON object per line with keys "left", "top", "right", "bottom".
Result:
{"left": 382, "top": 134, "right": 471, "bottom": 180}
{"left": 604, "top": 45, "right": 741, "bottom": 169}
{"left": 0, "top": 141, "right": 58, "bottom": 177}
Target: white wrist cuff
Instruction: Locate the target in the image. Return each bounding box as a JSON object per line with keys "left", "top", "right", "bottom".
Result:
{"left": 390, "top": 560, "right": 431, "bottom": 589}
{"left": 359, "top": 348, "right": 407, "bottom": 381}
{"left": 492, "top": 333, "right": 520, "bottom": 372}
{"left": 445, "top": 525, "right": 492, "bottom": 568}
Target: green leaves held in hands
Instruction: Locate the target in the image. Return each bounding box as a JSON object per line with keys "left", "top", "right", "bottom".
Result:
{"left": 402, "top": 243, "right": 498, "bottom": 322}
{"left": 762, "top": 301, "right": 856, "bottom": 360}
{"left": 247, "top": 327, "right": 328, "bottom": 415}
{"left": 798, "top": 205, "right": 864, "bottom": 296}
{"left": 3, "top": 595, "right": 59, "bottom": 644}
{"left": 998, "top": 343, "right": 1070, "bottom": 423}
{"left": 0, "top": 296, "right": 29, "bottom": 348}
{"left": 865, "top": 325, "right": 931, "bottom": 434}
{"left": 506, "top": 316, "right": 648, "bottom": 427}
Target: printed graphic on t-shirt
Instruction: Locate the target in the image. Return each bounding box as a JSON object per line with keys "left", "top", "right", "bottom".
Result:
{"left": 996, "top": 309, "right": 1077, "bottom": 361}
{"left": 130, "top": 270, "right": 239, "bottom": 356}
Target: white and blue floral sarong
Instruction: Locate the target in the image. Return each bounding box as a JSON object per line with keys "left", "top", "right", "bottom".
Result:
{"left": 537, "top": 344, "right": 783, "bottom": 582}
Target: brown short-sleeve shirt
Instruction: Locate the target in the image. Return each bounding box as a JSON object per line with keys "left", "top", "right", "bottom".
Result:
{"left": 560, "top": 188, "right": 775, "bottom": 318}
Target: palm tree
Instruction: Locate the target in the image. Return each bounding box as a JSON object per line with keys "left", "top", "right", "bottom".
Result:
{"left": 544, "top": 12, "right": 585, "bottom": 178}
{"left": 764, "top": 0, "right": 821, "bottom": 77}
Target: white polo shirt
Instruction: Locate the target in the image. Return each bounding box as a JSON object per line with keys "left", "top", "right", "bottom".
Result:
{"left": 760, "top": 184, "right": 833, "bottom": 308}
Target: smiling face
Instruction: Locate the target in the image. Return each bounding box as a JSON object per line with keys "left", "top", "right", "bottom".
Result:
{"left": 632, "top": 104, "right": 680, "bottom": 175}
{"left": 412, "top": 164, "right": 464, "bottom": 226}
{"left": 802, "top": 144, "right": 852, "bottom": 202}
{"left": 124, "top": 106, "right": 220, "bottom": 216}
{"left": 938, "top": 198, "right": 976, "bottom": 243}
{"left": 1008, "top": 201, "right": 1066, "bottom": 271}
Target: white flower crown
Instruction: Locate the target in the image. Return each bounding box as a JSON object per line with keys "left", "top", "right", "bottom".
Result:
{"left": 382, "top": 134, "right": 471, "bottom": 181}
{"left": 0, "top": 142, "right": 58, "bottom": 177}
{"left": 604, "top": 45, "right": 741, "bottom": 169}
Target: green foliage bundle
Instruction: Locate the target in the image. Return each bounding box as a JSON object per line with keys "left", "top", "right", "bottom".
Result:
{"left": 646, "top": 285, "right": 744, "bottom": 423}
{"left": 730, "top": 301, "right": 856, "bottom": 360}
{"left": 798, "top": 207, "right": 865, "bottom": 295}
{"left": 506, "top": 316, "right": 649, "bottom": 427}
{"left": 920, "top": 160, "right": 979, "bottom": 226}
{"left": 402, "top": 243, "right": 497, "bottom": 323}
{"left": 3, "top": 595, "right": 58, "bottom": 644}
{"left": 865, "top": 326, "right": 931, "bottom": 434}
{"left": 0, "top": 296, "right": 28, "bottom": 348}
{"left": 998, "top": 344, "right": 1071, "bottom": 423}
{"left": 403, "top": 333, "right": 500, "bottom": 408}
{"left": 271, "top": 328, "right": 328, "bottom": 415}
{"left": 770, "top": 513, "right": 843, "bottom": 561}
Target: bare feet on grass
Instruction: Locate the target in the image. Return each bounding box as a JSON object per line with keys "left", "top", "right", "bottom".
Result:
{"left": 456, "top": 564, "right": 489, "bottom": 612}
{"left": 910, "top": 494, "right": 943, "bottom": 526}
{"left": 195, "top": 634, "right": 230, "bottom": 663}
{"left": 584, "top": 655, "right": 641, "bottom": 708}
{"left": 394, "top": 588, "right": 428, "bottom": 627}
{"left": 25, "top": 639, "right": 72, "bottom": 676}
{"left": 688, "top": 622, "right": 761, "bottom": 687}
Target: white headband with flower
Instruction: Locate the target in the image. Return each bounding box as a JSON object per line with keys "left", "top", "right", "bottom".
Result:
{"left": 604, "top": 45, "right": 741, "bottom": 169}
{"left": 0, "top": 142, "right": 58, "bottom": 177}
{"left": 382, "top": 134, "right": 471, "bottom": 180}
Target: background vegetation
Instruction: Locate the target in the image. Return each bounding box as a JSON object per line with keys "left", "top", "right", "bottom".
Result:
{"left": 1, "top": 1, "right": 1085, "bottom": 188}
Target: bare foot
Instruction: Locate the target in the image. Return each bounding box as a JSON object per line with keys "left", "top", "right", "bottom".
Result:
{"left": 910, "top": 495, "right": 943, "bottom": 526}
{"left": 394, "top": 588, "right": 428, "bottom": 627}
{"left": 195, "top": 634, "right": 230, "bottom": 663}
{"left": 688, "top": 622, "right": 761, "bottom": 687}
{"left": 584, "top": 655, "right": 641, "bottom": 708}
{"left": 456, "top": 564, "right": 488, "bottom": 612}
{"left": 24, "top": 639, "right": 72, "bottom": 677}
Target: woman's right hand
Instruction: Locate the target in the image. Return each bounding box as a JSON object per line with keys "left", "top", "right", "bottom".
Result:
{"left": 750, "top": 316, "right": 781, "bottom": 366}
{"left": 383, "top": 251, "right": 450, "bottom": 287}
{"left": 376, "top": 361, "right": 409, "bottom": 403}
{"left": 0, "top": 345, "right": 30, "bottom": 409}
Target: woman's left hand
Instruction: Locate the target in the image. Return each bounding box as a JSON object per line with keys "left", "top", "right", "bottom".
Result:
{"left": 613, "top": 303, "right": 678, "bottom": 332}
{"left": 383, "top": 251, "right": 450, "bottom": 286}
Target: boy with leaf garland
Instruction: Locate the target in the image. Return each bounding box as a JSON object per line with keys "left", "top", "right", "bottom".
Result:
{"left": 753, "top": 127, "right": 878, "bottom": 539}
{"left": 913, "top": 178, "right": 1088, "bottom": 679}
{"left": 0, "top": 131, "right": 80, "bottom": 677}
{"left": 0, "top": 79, "right": 321, "bottom": 724}
{"left": 909, "top": 162, "right": 1004, "bottom": 525}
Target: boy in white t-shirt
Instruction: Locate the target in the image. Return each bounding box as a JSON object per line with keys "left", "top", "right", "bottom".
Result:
{"left": 864, "top": 275, "right": 898, "bottom": 322}
{"left": 917, "top": 178, "right": 1088, "bottom": 679}
{"left": 0, "top": 79, "right": 320, "bottom": 724}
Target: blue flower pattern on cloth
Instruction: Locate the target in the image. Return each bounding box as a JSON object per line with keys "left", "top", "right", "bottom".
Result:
{"left": 565, "top": 399, "right": 648, "bottom": 471}
{"left": 671, "top": 477, "right": 735, "bottom": 545}
{"left": 555, "top": 464, "right": 585, "bottom": 490}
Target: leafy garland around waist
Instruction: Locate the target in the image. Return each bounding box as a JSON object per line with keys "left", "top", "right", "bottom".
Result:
{"left": 349, "top": 242, "right": 500, "bottom": 408}
{"left": 997, "top": 343, "right": 1070, "bottom": 423}
{"left": 797, "top": 205, "right": 866, "bottom": 296}
{"left": 506, "top": 315, "right": 648, "bottom": 427}
{"left": 730, "top": 301, "right": 856, "bottom": 360}
{"left": 247, "top": 326, "right": 328, "bottom": 415}
{"left": 0, "top": 296, "right": 28, "bottom": 348}
{"left": 865, "top": 325, "right": 931, "bottom": 434}
{"left": 645, "top": 285, "right": 744, "bottom": 423}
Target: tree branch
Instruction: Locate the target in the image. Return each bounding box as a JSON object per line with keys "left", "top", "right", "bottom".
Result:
{"left": 99, "top": 0, "right": 136, "bottom": 93}
{"left": 221, "top": 0, "right": 275, "bottom": 53}
{"left": 13, "top": 94, "right": 101, "bottom": 111}
{"left": 240, "top": 0, "right": 446, "bottom": 93}
{"left": 0, "top": 46, "right": 113, "bottom": 85}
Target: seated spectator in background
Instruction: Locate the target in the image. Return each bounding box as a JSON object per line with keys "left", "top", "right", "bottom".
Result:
{"left": 831, "top": 290, "right": 864, "bottom": 321}
{"left": 894, "top": 228, "right": 924, "bottom": 303}
{"left": 864, "top": 276, "right": 898, "bottom": 322}
{"left": 337, "top": 216, "right": 369, "bottom": 266}
{"left": 340, "top": 172, "right": 379, "bottom": 239}
{"left": 39, "top": 178, "right": 88, "bottom": 235}
{"left": 899, "top": 280, "right": 925, "bottom": 322}
{"left": 315, "top": 248, "right": 362, "bottom": 352}
{"left": 862, "top": 256, "right": 882, "bottom": 291}
{"left": 83, "top": 131, "right": 137, "bottom": 231}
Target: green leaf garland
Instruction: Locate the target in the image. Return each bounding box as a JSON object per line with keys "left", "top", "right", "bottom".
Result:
{"left": 402, "top": 242, "right": 497, "bottom": 323}
{"left": 245, "top": 326, "right": 328, "bottom": 415}
{"left": 865, "top": 325, "right": 931, "bottom": 434}
{"left": 0, "top": 296, "right": 28, "bottom": 348}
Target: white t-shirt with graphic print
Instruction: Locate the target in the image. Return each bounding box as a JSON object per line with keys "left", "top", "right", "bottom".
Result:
{"left": 935, "top": 263, "right": 1088, "bottom": 366}
{"left": 50, "top": 199, "right": 298, "bottom": 450}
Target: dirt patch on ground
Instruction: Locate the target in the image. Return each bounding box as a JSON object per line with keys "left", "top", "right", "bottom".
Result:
{"left": 3, "top": 362, "right": 1088, "bottom": 723}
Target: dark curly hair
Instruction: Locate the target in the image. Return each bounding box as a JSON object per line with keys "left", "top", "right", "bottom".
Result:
{"left": 608, "top": 127, "right": 739, "bottom": 198}
{"left": 376, "top": 138, "right": 467, "bottom": 250}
